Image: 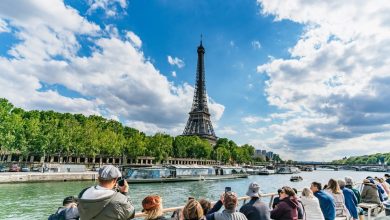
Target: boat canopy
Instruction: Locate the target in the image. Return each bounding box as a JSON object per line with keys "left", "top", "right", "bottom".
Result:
{"left": 167, "top": 165, "right": 214, "bottom": 176}
{"left": 126, "top": 167, "right": 170, "bottom": 179}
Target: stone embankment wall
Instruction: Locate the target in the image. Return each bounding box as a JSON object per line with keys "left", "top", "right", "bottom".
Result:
{"left": 0, "top": 172, "right": 98, "bottom": 184}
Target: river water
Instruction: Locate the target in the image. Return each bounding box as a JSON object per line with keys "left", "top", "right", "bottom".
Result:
{"left": 0, "top": 170, "right": 387, "bottom": 219}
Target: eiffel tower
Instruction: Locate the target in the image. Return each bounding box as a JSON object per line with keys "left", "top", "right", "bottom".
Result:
{"left": 182, "top": 39, "right": 217, "bottom": 144}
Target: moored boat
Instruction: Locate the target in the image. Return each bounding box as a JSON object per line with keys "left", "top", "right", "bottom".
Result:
{"left": 290, "top": 176, "right": 303, "bottom": 182}
{"left": 122, "top": 165, "right": 248, "bottom": 183}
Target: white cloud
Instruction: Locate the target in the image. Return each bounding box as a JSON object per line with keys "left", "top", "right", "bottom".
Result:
{"left": 218, "top": 126, "right": 238, "bottom": 135}
{"left": 171, "top": 71, "right": 177, "bottom": 77}
{"left": 251, "top": 40, "right": 261, "bottom": 49}
{"left": 126, "top": 31, "right": 142, "bottom": 48}
{"left": 0, "top": 18, "right": 9, "bottom": 32}
{"left": 255, "top": 0, "right": 390, "bottom": 160}
{"left": 0, "top": 0, "right": 225, "bottom": 137}
{"left": 167, "top": 55, "right": 185, "bottom": 68}
{"left": 87, "top": 0, "right": 127, "bottom": 17}
{"left": 229, "top": 40, "right": 235, "bottom": 47}
{"left": 242, "top": 116, "right": 271, "bottom": 124}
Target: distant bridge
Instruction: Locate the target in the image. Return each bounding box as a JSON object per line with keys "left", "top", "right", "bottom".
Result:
{"left": 292, "top": 162, "right": 389, "bottom": 171}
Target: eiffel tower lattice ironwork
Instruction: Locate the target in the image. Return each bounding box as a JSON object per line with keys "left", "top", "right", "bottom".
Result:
{"left": 182, "top": 40, "right": 217, "bottom": 144}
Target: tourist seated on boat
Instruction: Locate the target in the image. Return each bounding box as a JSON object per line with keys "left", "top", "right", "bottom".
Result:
{"left": 198, "top": 199, "right": 211, "bottom": 215}
{"left": 310, "top": 181, "right": 336, "bottom": 220}
{"left": 361, "top": 179, "right": 381, "bottom": 205}
{"left": 375, "top": 177, "right": 389, "bottom": 200}
{"left": 182, "top": 198, "right": 205, "bottom": 220}
{"left": 385, "top": 174, "right": 390, "bottom": 185}
{"left": 206, "top": 192, "right": 248, "bottom": 220}
{"left": 324, "top": 178, "right": 350, "bottom": 218}
{"left": 272, "top": 189, "right": 283, "bottom": 209}
{"left": 345, "top": 176, "right": 365, "bottom": 218}
{"left": 367, "top": 177, "right": 386, "bottom": 202}
{"left": 292, "top": 188, "right": 305, "bottom": 220}
{"left": 78, "top": 165, "right": 135, "bottom": 220}
{"left": 338, "top": 179, "right": 359, "bottom": 220}
{"left": 48, "top": 196, "right": 79, "bottom": 220}
{"left": 270, "top": 186, "right": 299, "bottom": 220}
{"left": 300, "top": 188, "right": 324, "bottom": 220}
{"left": 142, "top": 195, "right": 168, "bottom": 220}
{"left": 239, "top": 182, "right": 270, "bottom": 220}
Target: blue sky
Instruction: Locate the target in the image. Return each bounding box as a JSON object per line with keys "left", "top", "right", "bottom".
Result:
{"left": 0, "top": 0, "right": 389, "bottom": 161}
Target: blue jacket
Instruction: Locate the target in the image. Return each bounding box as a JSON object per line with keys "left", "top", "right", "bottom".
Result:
{"left": 341, "top": 187, "right": 358, "bottom": 219}
{"left": 314, "top": 190, "right": 336, "bottom": 220}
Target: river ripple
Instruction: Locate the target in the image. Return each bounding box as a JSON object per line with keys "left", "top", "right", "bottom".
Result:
{"left": 0, "top": 170, "right": 387, "bottom": 219}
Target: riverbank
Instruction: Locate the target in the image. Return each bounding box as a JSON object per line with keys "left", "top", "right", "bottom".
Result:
{"left": 0, "top": 172, "right": 98, "bottom": 183}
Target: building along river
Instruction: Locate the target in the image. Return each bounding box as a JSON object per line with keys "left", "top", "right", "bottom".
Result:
{"left": 0, "top": 170, "right": 387, "bottom": 219}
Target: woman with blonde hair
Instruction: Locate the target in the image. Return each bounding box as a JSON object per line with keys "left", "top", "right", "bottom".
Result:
{"left": 300, "top": 188, "right": 324, "bottom": 220}
{"left": 142, "top": 195, "right": 167, "bottom": 220}
{"left": 325, "top": 179, "right": 350, "bottom": 218}
{"left": 183, "top": 199, "right": 205, "bottom": 220}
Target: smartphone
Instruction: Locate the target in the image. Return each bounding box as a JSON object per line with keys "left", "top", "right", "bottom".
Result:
{"left": 225, "top": 187, "right": 231, "bottom": 193}
{"left": 117, "top": 177, "right": 125, "bottom": 187}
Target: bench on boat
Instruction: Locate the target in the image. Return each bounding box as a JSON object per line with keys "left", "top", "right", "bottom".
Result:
{"left": 358, "top": 203, "right": 381, "bottom": 220}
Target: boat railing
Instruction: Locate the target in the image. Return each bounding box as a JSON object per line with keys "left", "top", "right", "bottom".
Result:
{"left": 134, "top": 192, "right": 278, "bottom": 218}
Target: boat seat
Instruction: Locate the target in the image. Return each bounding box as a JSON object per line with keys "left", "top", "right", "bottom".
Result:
{"left": 358, "top": 203, "right": 380, "bottom": 220}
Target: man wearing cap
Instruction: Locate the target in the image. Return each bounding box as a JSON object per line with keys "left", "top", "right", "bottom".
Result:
{"left": 207, "top": 192, "right": 248, "bottom": 220}
{"left": 78, "top": 165, "right": 135, "bottom": 220}
{"left": 239, "top": 182, "right": 270, "bottom": 220}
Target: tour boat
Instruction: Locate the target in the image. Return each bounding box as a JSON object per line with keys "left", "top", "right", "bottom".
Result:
{"left": 277, "top": 166, "right": 301, "bottom": 174}
{"left": 122, "top": 165, "right": 249, "bottom": 183}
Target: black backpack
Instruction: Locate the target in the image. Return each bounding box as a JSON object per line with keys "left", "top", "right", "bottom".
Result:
{"left": 48, "top": 208, "right": 66, "bottom": 220}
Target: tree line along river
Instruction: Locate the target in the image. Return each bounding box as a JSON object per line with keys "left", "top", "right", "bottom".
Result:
{"left": 0, "top": 170, "right": 387, "bottom": 219}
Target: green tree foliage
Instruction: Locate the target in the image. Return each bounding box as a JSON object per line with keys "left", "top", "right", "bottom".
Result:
{"left": 332, "top": 153, "right": 390, "bottom": 165}
{"left": 0, "top": 98, "right": 260, "bottom": 163}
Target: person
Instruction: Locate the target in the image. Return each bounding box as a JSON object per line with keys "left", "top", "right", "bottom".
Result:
{"left": 325, "top": 179, "right": 350, "bottom": 218}
{"left": 182, "top": 199, "right": 205, "bottom": 220}
{"left": 292, "top": 188, "right": 305, "bottom": 220}
{"left": 239, "top": 182, "right": 270, "bottom": 220}
{"left": 199, "top": 199, "right": 211, "bottom": 215}
{"left": 78, "top": 165, "right": 135, "bottom": 220}
{"left": 300, "top": 188, "right": 324, "bottom": 220}
{"left": 206, "top": 191, "right": 247, "bottom": 220}
{"left": 48, "top": 196, "right": 79, "bottom": 220}
{"left": 338, "top": 179, "right": 358, "bottom": 220}
{"left": 361, "top": 179, "right": 381, "bottom": 204}
{"left": 270, "top": 186, "right": 299, "bottom": 220}
{"left": 376, "top": 177, "right": 390, "bottom": 200}
{"left": 310, "top": 181, "right": 336, "bottom": 220}
{"left": 142, "top": 195, "right": 167, "bottom": 220}
{"left": 345, "top": 177, "right": 361, "bottom": 203}
{"left": 385, "top": 174, "right": 390, "bottom": 185}
{"left": 368, "top": 178, "right": 386, "bottom": 202}
{"left": 272, "top": 189, "right": 283, "bottom": 209}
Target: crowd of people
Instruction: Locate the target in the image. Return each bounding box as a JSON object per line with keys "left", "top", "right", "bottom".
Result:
{"left": 48, "top": 165, "right": 390, "bottom": 220}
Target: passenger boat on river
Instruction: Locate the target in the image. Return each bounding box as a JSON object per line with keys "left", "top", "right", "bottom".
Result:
{"left": 122, "top": 165, "right": 248, "bottom": 183}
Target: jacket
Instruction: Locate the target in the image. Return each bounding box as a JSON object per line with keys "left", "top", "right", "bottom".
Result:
{"left": 214, "top": 210, "right": 248, "bottom": 220}
{"left": 345, "top": 185, "right": 361, "bottom": 204}
{"left": 48, "top": 207, "right": 79, "bottom": 220}
{"left": 300, "top": 196, "right": 324, "bottom": 220}
{"left": 239, "top": 197, "right": 270, "bottom": 220}
{"left": 361, "top": 183, "right": 381, "bottom": 204}
{"left": 324, "top": 189, "right": 349, "bottom": 218}
{"left": 270, "top": 197, "right": 298, "bottom": 220}
{"left": 341, "top": 187, "right": 358, "bottom": 219}
{"left": 78, "top": 186, "right": 135, "bottom": 220}
{"left": 314, "top": 190, "right": 335, "bottom": 220}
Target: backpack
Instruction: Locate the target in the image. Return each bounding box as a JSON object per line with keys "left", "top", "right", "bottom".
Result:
{"left": 48, "top": 208, "right": 66, "bottom": 220}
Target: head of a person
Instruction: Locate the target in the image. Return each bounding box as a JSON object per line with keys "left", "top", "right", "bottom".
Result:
{"left": 98, "top": 165, "right": 122, "bottom": 189}
{"left": 63, "top": 196, "right": 77, "bottom": 207}
{"left": 280, "top": 186, "right": 295, "bottom": 199}
{"left": 183, "top": 199, "right": 204, "bottom": 220}
{"left": 292, "top": 188, "right": 298, "bottom": 194}
{"left": 345, "top": 176, "right": 354, "bottom": 186}
{"left": 327, "top": 178, "right": 341, "bottom": 194}
{"left": 310, "top": 182, "right": 322, "bottom": 193}
{"left": 223, "top": 192, "right": 238, "bottom": 211}
{"left": 301, "top": 188, "right": 313, "bottom": 198}
{"left": 246, "top": 182, "right": 260, "bottom": 198}
{"left": 377, "top": 178, "right": 384, "bottom": 183}
{"left": 142, "top": 195, "right": 163, "bottom": 220}
{"left": 385, "top": 174, "right": 390, "bottom": 179}
{"left": 198, "top": 199, "right": 211, "bottom": 215}
{"left": 338, "top": 179, "right": 346, "bottom": 189}
{"left": 277, "top": 188, "right": 283, "bottom": 196}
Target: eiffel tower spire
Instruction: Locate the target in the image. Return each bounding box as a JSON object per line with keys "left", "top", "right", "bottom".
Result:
{"left": 182, "top": 39, "right": 217, "bottom": 144}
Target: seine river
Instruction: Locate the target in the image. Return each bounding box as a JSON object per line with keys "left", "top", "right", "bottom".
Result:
{"left": 0, "top": 170, "right": 387, "bottom": 219}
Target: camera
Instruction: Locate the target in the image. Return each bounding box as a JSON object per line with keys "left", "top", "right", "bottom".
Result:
{"left": 225, "top": 187, "right": 231, "bottom": 193}
{"left": 117, "top": 177, "right": 125, "bottom": 187}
